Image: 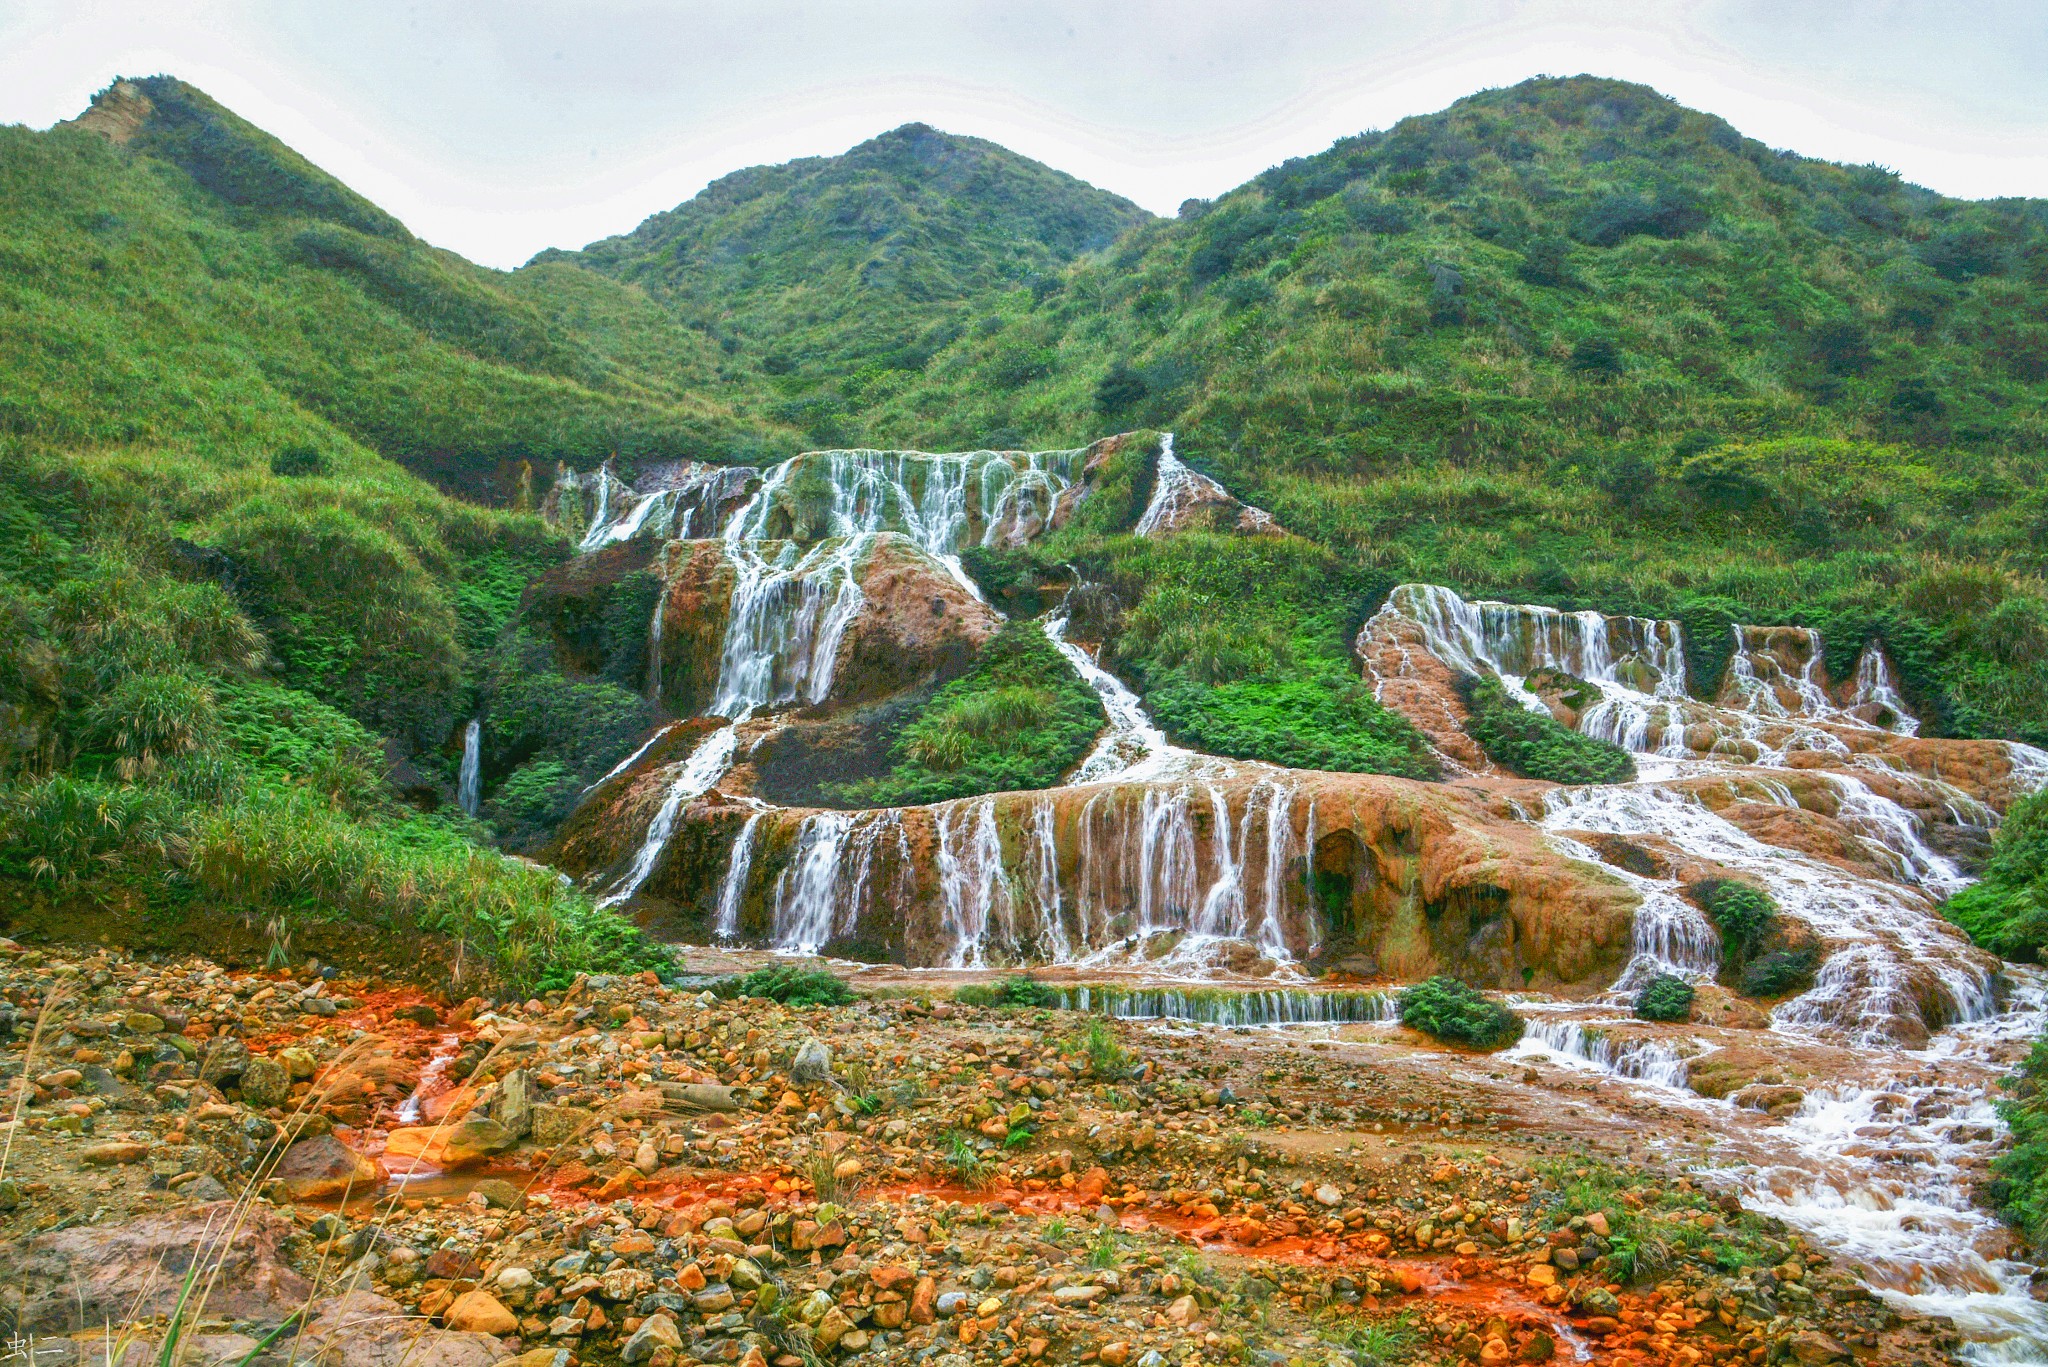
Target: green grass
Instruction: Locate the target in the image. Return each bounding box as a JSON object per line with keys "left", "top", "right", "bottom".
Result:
{"left": 1398, "top": 975, "right": 1525, "bottom": 1049}
{"left": 1456, "top": 671, "right": 1636, "bottom": 784}
{"left": 829, "top": 620, "right": 1106, "bottom": 804}
{"left": 1943, "top": 791, "right": 2048, "bottom": 961}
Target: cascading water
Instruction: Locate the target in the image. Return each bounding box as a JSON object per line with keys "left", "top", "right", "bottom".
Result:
{"left": 1508, "top": 1016, "right": 1694, "bottom": 1089}
{"left": 1543, "top": 783, "right": 1994, "bottom": 1045}
{"left": 1370, "top": 584, "right": 1696, "bottom": 758}
{"left": 457, "top": 719, "right": 482, "bottom": 818}
{"left": 1042, "top": 611, "right": 1192, "bottom": 782}
{"left": 595, "top": 725, "right": 739, "bottom": 910}
{"left": 1051, "top": 984, "right": 1398, "bottom": 1027}
{"left": 712, "top": 811, "right": 763, "bottom": 941}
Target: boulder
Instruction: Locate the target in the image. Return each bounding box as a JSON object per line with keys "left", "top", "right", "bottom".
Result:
{"left": 239, "top": 1056, "right": 291, "bottom": 1109}
{"left": 298, "top": 1291, "right": 505, "bottom": 1367}
{"left": 442, "top": 1290, "right": 518, "bottom": 1336}
{"left": 383, "top": 1117, "right": 514, "bottom": 1169}
{"left": 0, "top": 1202, "right": 312, "bottom": 1332}
{"left": 487, "top": 1067, "right": 533, "bottom": 1140}
{"left": 530, "top": 1104, "right": 593, "bottom": 1148}
{"left": 789, "top": 1038, "right": 834, "bottom": 1086}
{"left": 273, "top": 1134, "right": 384, "bottom": 1201}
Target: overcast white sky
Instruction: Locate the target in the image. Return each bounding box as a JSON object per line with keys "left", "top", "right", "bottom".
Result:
{"left": 4, "top": 1, "right": 2046, "bottom": 270}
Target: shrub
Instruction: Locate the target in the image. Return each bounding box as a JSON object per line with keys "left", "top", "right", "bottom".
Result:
{"left": 1399, "top": 975, "right": 1525, "bottom": 1049}
{"left": 1988, "top": 1036, "right": 2048, "bottom": 1251}
{"left": 829, "top": 620, "right": 1105, "bottom": 806}
{"left": 1455, "top": 672, "right": 1635, "bottom": 784}
{"left": 1690, "top": 878, "right": 1776, "bottom": 963}
{"left": 720, "top": 964, "right": 854, "bottom": 1007}
{"left": 1634, "top": 974, "right": 1695, "bottom": 1022}
{"left": 955, "top": 975, "right": 1060, "bottom": 1009}
{"left": 1942, "top": 791, "right": 2048, "bottom": 961}
{"left": 1739, "top": 947, "right": 1819, "bottom": 998}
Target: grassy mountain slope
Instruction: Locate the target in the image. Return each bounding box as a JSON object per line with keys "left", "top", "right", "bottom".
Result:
{"left": 533, "top": 122, "right": 1151, "bottom": 446}
{"left": 721, "top": 77, "right": 2048, "bottom": 742}
{"left": 0, "top": 77, "right": 722, "bottom": 987}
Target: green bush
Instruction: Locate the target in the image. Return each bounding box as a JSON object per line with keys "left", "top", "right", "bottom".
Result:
{"left": 719, "top": 964, "right": 855, "bottom": 1007}
{"left": 1399, "top": 975, "right": 1525, "bottom": 1049}
{"left": 1455, "top": 672, "right": 1636, "bottom": 784}
{"left": 1738, "top": 947, "right": 1819, "bottom": 998}
{"left": 1634, "top": 974, "right": 1695, "bottom": 1022}
{"left": 1690, "top": 878, "right": 1776, "bottom": 963}
{"left": 1942, "top": 791, "right": 2048, "bottom": 961}
{"left": 1988, "top": 1036, "right": 2048, "bottom": 1251}
{"left": 955, "top": 975, "right": 1059, "bottom": 1009}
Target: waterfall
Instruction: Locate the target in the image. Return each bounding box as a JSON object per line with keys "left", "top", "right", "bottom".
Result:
{"left": 1849, "top": 643, "right": 1920, "bottom": 735}
{"left": 1371, "top": 584, "right": 1694, "bottom": 757}
{"left": 1042, "top": 612, "right": 1191, "bottom": 782}
{"left": 768, "top": 808, "right": 912, "bottom": 955}
{"left": 1051, "top": 984, "right": 1397, "bottom": 1027}
{"left": 457, "top": 720, "right": 482, "bottom": 817}
{"left": 646, "top": 549, "right": 667, "bottom": 704}
{"left": 936, "top": 798, "right": 1011, "bottom": 969}
{"left": 554, "top": 460, "right": 759, "bottom": 554}
{"left": 1543, "top": 782, "right": 1995, "bottom": 1044}
{"left": 769, "top": 811, "right": 855, "bottom": 953}
{"left": 1509, "top": 1017, "right": 1693, "bottom": 1090}
{"left": 712, "top": 811, "right": 763, "bottom": 940}
{"left": 594, "top": 724, "right": 739, "bottom": 910}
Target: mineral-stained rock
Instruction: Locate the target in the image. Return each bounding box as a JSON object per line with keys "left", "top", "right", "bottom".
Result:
{"left": 384, "top": 1116, "right": 513, "bottom": 1169}
{"left": 239, "top": 1056, "right": 291, "bottom": 1109}
{"left": 443, "top": 1289, "right": 519, "bottom": 1335}
{"left": 0, "top": 1202, "right": 312, "bottom": 1332}
{"left": 299, "top": 1291, "right": 506, "bottom": 1367}
{"left": 531, "top": 1104, "right": 593, "bottom": 1147}
{"left": 273, "top": 1134, "right": 384, "bottom": 1201}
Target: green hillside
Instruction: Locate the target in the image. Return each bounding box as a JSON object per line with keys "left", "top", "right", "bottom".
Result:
{"left": 671, "top": 76, "right": 2047, "bottom": 742}
{"left": 535, "top": 121, "right": 1152, "bottom": 446}
{"left": 6, "top": 71, "right": 2048, "bottom": 991}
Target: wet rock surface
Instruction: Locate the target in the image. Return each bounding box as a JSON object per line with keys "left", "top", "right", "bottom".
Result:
{"left": 0, "top": 937, "right": 1980, "bottom": 1367}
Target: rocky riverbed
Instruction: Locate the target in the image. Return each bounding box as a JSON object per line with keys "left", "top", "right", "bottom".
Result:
{"left": 0, "top": 939, "right": 1966, "bottom": 1367}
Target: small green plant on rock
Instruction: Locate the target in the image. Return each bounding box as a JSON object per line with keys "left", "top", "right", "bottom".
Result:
{"left": 1739, "top": 946, "right": 1819, "bottom": 998}
{"left": 1454, "top": 672, "right": 1636, "bottom": 785}
{"left": 1076, "top": 1018, "right": 1133, "bottom": 1078}
{"left": 718, "top": 965, "right": 854, "bottom": 1007}
{"left": 955, "top": 975, "right": 1060, "bottom": 1009}
{"left": 1634, "top": 974, "right": 1695, "bottom": 1022}
{"left": 1398, "top": 975, "right": 1525, "bottom": 1049}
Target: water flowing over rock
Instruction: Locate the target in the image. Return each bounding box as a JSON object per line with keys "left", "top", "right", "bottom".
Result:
{"left": 1134, "top": 434, "right": 1281, "bottom": 538}
{"left": 551, "top": 448, "right": 2040, "bottom": 1066}
{"left": 456, "top": 718, "right": 481, "bottom": 817}
{"left": 544, "top": 459, "right": 757, "bottom": 552}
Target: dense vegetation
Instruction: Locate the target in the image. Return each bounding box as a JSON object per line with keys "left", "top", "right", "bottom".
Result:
{"left": 0, "top": 458, "right": 662, "bottom": 993}
{"left": 955, "top": 975, "right": 1061, "bottom": 1009}
{"left": 1943, "top": 792, "right": 2048, "bottom": 961}
{"left": 1399, "top": 975, "right": 1525, "bottom": 1049}
{"left": 543, "top": 122, "right": 1148, "bottom": 447}
{"left": 829, "top": 620, "right": 1106, "bottom": 805}
{"left": 1455, "top": 671, "right": 1636, "bottom": 783}
{"left": 609, "top": 75, "right": 2048, "bottom": 746}
{"left": 1989, "top": 1036, "right": 2048, "bottom": 1252}
{"left": 1634, "top": 974, "right": 1695, "bottom": 1022}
